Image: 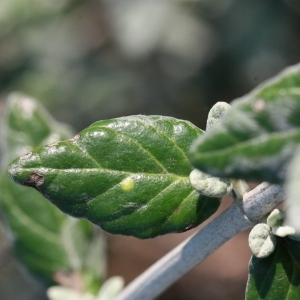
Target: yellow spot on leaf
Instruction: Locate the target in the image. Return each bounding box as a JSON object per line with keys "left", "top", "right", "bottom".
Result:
{"left": 121, "top": 178, "right": 135, "bottom": 192}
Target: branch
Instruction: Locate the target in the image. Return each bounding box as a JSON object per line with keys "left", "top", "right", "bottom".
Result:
{"left": 114, "top": 183, "right": 285, "bottom": 300}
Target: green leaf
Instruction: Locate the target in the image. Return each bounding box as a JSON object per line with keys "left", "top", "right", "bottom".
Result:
{"left": 1, "top": 92, "right": 72, "bottom": 165}
{"left": 0, "top": 93, "right": 104, "bottom": 290}
{"left": 284, "top": 147, "right": 300, "bottom": 234}
{"left": 190, "top": 63, "right": 300, "bottom": 183}
{"left": 8, "top": 115, "right": 220, "bottom": 239}
{"left": 246, "top": 237, "right": 300, "bottom": 299}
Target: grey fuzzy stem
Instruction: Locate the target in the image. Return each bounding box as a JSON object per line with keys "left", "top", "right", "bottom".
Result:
{"left": 240, "top": 182, "right": 285, "bottom": 223}
{"left": 114, "top": 183, "right": 285, "bottom": 300}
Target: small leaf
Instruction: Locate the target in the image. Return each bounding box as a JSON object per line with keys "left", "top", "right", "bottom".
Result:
{"left": 0, "top": 93, "right": 104, "bottom": 289}
{"left": 47, "top": 286, "right": 94, "bottom": 300}
{"left": 189, "top": 169, "right": 232, "bottom": 197}
{"left": 248, "top": 223, "right": 276, "bottom": 258}
{"left": 272, "top": 225, "right": 296, "bottom": 238}
{"left": 246, "top": 237, "right": 300, "bottom": 299}
{"left": 8, "top": 116, "right": 221, "bottom": 238}
{"left": 267, "top": 209, "right": 284, "bottom": 227}
{"left": 190, "top": 63, "right": 300, "bottom": 183}
{"left": 96, "top": 276, "right": 124, "bottom": 300}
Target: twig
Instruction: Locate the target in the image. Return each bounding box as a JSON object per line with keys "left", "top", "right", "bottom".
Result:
{"left": 114, "top": 182, "right": 285, "bottom": 300}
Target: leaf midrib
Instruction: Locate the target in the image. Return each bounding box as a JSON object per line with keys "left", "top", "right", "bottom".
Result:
{"left": 195, "top": 127, "right": 300, "bottom": 157}
{"left": 15, "top": 167, "right": 190, "bottom": 181}
{"left": 2, "top": 189, "right": 63, "bottom": 246}
{"left": 96, "top": 126, "right": 169, "bottom": 173}
{"left": 98, "top": 179, "right": 183, "bottom": 222}
{"left": 89, "top": 119, "right": 193, "bottom": 171}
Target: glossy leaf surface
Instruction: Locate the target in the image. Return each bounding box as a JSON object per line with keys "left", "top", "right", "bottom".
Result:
{"left": 246, "top": 237, "right": 300, "bottom": 299}
{"left": 9, "top": 115, "right": 220, "bottom": 238}
{"left": 0, "top": 93, "right": 103, "bottom": 290}
{"left": 190, "top": 63, "right": 300, "bottom": 183}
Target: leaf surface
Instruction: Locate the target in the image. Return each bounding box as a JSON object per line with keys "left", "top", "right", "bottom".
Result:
{"left": 0, "top": 93, "right": 103, "bottom": 290}
{"left": 9, "top": 115, "right": 220, "bottom": 238}
{"left": 246, "top": 237, "right": 300, "bottom": 299}
{"left": 190, "top": 63, "right": 300, "bottom": 183}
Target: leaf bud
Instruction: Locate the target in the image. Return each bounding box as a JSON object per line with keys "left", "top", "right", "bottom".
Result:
{"left": 189, "top": 169, "right": 233, "bottom": 197}
{"left": 267, "top": 208, "right": 284, "bottom": 227}
{"left": 249, "top": 223, "right": 277, "bottom": 258}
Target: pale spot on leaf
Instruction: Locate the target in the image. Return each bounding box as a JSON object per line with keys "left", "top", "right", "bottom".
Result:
{"left": 121, "top": 178, "right": 135, "bottom": 192}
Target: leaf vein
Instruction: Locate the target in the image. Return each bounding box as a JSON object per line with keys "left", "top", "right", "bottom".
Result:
{"left": 97, "top": 126, "right": 169, "bottom": 173}
{"left": 2, "top": 191, "right": 62, "bottom": 246}
{"left": 161, "top": 188, "right": 194, "bottom": 225}
{"left": 72, "top": 141, "right": 103, "bottom": 168}
{"left": 134, "top": 119, "right": 192, "bottom": 167}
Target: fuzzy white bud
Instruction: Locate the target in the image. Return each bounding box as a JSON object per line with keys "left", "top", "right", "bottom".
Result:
{"left": 248, "top": 223, "right": 277, "bottom": 258}
{"left": 190, "top": 169, "right": 233, "bottom": 197}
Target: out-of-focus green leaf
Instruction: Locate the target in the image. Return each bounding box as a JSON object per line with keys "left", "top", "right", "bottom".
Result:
{"left": 190, "top": 63, "right": 300, "bottom": 183}
{"left": 284, "top": 147, "right": 300, "bottom": 235}
{"left": 0, "top": 93, "right": 103, "bottom": 292}
{"left": 8, "top": 115, "right": 220, "bottom": 239}
{"left": 47, "top": 286, "right": 94, "bottom": 300}
{"left": 2, "top": 92, "right": 72, "bottom": 165}
{"left": 96, "top": 276, "right": 124, "bottom": 300}
{"left": 246, "top": 237, "right": 300, "bottom": 300}
{"left": 0, "top": 0, "right": 69, "bottom": 36}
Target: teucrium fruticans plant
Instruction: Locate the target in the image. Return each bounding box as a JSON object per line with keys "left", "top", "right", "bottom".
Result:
{"left": 5, "top": 63, "right": 300, "bottom": 299}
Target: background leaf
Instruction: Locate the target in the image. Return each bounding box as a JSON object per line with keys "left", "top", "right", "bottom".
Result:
{"left": 0, "top": 93, "right": 104, "bottom": 292}
{"left": 1, "top": 92, "right": 72, "bottom": 165}
{"left": 284, "top": 147, "right": 300, "bottom": 234}
{"left": 190, "top": 63, "right": 300, "bottom": 183}
{"left": 246, "top": 237, "right": 300, "bottom": 299}
{"left": 9, "top": 115, "right": 221, "bottom": 239}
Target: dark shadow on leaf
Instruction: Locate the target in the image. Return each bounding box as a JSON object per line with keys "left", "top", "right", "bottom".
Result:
{"left": 250, "top": 245, "right": 277, "bottom": 299}
{"left": 280, "top": 237, "right": 300, "bottom": 287}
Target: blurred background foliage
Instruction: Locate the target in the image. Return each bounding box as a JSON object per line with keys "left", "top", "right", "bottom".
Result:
{"left": 0, "top": 0, "right": 300, "bottom": 299}
{"left": 1, "top": 0, "right": 299, "bottom": 131}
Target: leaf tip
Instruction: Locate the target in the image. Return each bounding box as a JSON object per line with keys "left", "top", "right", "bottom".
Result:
{"left": 7, "top": 156, "right": 40, "bottom": 190}
{"left": 206, "top": 101, "right": 231, "bottom": 132}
